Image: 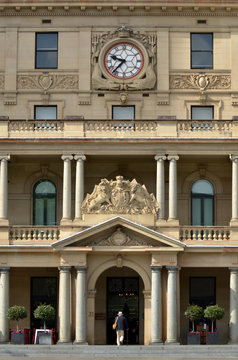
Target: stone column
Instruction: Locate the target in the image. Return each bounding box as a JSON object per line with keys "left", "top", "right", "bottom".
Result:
{"left": 166, "top": 266, "right": 179, "bottom": 344}
{"left": 0, "top": 267, "right": 10, "bottom": 343}
{"left": 74, "top": 266, "right": 87, "bottom": 344}
{"left": 0, "top": 155, "right": 10, "bottom": 225}
{"left": 58, "top": 266, "right": 71, "bottom": 343}
{"left": 230, "top": 155, "right": 238, "bottom": 222}
{"left": 74, "top": 155, "right": 86, "bottom": 221}
{"left": 150, "top": 266, "right": 163, "bottom": 344}
{"left": 61, "top": 155, "right": 73, "bottom": 223}
{"left": 229, "top": 267, "right": 238, "bottom": 343}
{"left": 154, "top": 155, "right": 166, "bottom": 220}
{"left": 167, "top": 155, "right": 179, "bottom": 221}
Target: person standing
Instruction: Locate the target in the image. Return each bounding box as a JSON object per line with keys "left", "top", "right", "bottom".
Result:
{"left": 115, "top": 311, "right": 129, "bottom": 347}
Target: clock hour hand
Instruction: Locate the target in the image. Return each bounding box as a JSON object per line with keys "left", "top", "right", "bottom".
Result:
{"left": 111, "top": 55, "right": 125, "bottom": 62}
{"left": 112, "top": 59, "right": 126, "bottom": 73}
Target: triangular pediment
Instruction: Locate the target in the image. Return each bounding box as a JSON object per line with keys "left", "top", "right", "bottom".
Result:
{"left": 52, "top": 217, "right": 185, "bottom": 251}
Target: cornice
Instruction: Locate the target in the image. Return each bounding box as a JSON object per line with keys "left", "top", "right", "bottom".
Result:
{"left": 0, "top": 5, "right": 238, "bottom": 17}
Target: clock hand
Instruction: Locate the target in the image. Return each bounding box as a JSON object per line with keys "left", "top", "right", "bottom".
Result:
{"left": 111, "top": 55, "right": 125, "bottom": 62}
{"left": 112, "top": 59, "right": 126, "bottom": 73}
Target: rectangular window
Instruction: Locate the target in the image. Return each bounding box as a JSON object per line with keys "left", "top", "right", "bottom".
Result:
{"left": 112, "top": 106, "right": 135, "bottom": 120}
{"left": 191, "top": 33, "right": 213, "bottom": 69}
{"left": 191, "top": 106, "right": 214, "bottom": 120}
{"left": 190, "top": 277, "right": 216, "bottom": 307}
{"left": 34, "top": 106, "right": 57, "bottom": 119}
{"left": 35, "top": 33, "right": 58, "bottom": 69}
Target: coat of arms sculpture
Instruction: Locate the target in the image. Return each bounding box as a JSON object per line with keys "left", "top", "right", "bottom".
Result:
{"left": 82, "top": 176, "right": 159, "bottom": 214}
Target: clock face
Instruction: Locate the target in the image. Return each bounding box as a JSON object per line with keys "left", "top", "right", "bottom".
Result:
{"left": 104, "top": 42, "right": 144, "bottom": 80}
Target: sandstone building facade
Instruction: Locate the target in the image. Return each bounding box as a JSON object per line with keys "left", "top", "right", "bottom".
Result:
{"left": 0, "top": 0, "right": 238, "bottom": 345}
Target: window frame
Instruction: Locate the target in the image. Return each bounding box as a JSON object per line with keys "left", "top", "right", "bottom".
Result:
{"left": 191, "top": 33, "right": 213, "bottom": 69}
{"left": 112, "top": 105, "right": 135, "bottom": 120}
{"left": 33, "top": 179, "right": 57, "bottom": 226}
{"left": 191, "top": 179, "right": 214, "bottom": 226}
{"left": 34, "top": 105, "right": 57, "bottom": 120}
{"left": 35, "top": 32, "right": 58, "bottom": 69}
{"left": 191, "top": 106, "right": 214, "bottom": 120}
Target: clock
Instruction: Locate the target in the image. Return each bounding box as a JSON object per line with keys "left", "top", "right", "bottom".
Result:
{"left": 103, "top": 42, "right": 144, "bottom": 80}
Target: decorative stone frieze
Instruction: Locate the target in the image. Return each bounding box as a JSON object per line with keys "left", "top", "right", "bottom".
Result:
{"left": 82, "top": 175, "right": 159, "bottom": 214}
{"left": 18, "top": 74, "right": 79, "bottom": 90}
{"left": 89, "top": 227, "right": 148, "bottom": 246}
{"left": 170, "top": 74, "right": 231, "bottom": 91}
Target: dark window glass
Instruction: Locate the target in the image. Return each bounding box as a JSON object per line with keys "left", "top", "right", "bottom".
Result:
{"left": 191, "top": 106, "right": 214, "bottom": 120}
{"left": 36, "top": 33, "right": 58, "bottom": 69}
{"left": 34, "top": 106, "right": 57, "bottom": 120}
{"left": 33, "top": 180, "right": 56, "bottom": 226}
{"left": 112, "top": 106, "right": 135, "bottom": 120}
{"left": 191, "top": 33, "right": 213, "bottom": 69}
{"left": 190, "top": 277, "right": 216, "bottom": 307}
{"left": 191, "top": 180, "right": 214, "bottom": 226}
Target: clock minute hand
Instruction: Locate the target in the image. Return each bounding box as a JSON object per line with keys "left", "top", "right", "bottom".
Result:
{"left": 112, "top": 59, "right": 126, "bottom": 73}
{"left": 111, "top": 55, "right": 125, "bottom": 62}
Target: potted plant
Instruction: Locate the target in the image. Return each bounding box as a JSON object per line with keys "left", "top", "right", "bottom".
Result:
{"left": 33, "top": 304, "right": 55, "bottom": 344}
{"left": 204, "top": 305, "right": 224, "bottom": 344}
{"left": 7, "top": 305, "right": 27, "bottom": 344}
{"left": 184, "top": 304, "right": 204, "bottom": 345}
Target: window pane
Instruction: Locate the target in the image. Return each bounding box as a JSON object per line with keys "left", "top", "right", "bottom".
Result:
{"left": 112, "top": 106, "right": 135, "bottom": 120}
{"left": 191, "top": 52, "right": 213, "bottom": 69}
{"left": 192, "top": 198, "right": 202, "bottom": 225}
{"left": 36, "top": 33, "right": 58, "bottom": 50}
{"left": 46, "top": 198, "right": 56, "bottom": 226}
{"left": 35, "top": 106, "right": 57, "bottom": 119}
{"left": 36, "top": 52, "right": 58, "bottom": 69}
{"left": 33, "top": 180, "right": 56, "bottom": 225}
{"left": 191, "top": 107, "right": 214, "bottom": 120}
{"left": 192, "top": 180, "right": 214, "bottom": 195}
{"left": 35, "top": 181, "right": 56, "bottom": 195}
{"left": 34, "top": 198, "right": 44, "bottom": 225}
{"left": 191, "top": 34, "right": 213, "bottom": 51}
{"left": 204, "top": 198, "right": 213, "bottom": 226}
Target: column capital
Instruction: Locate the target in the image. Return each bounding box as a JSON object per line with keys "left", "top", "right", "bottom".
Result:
{"left": 230, "top": 155, "right": 238, "bottom": 163}
{"left": 151, "top": 265, "right": 163, "bottom": 272}
{"left": 58, "top": 266, "right": 72, "bottom": 272}
{"left": 74, "top": 154, "right": 86, "bottom": 161}
{"left": 143, "top": 290, "right": 151, "bottom": 299}
{"left": 0, "top": 155, "right": 10, "bottom": 162}
{"left": 75, "top": 266, "right": 87, "bottom": 272}
{"left": 61, "top": 154, "right": 73, "bottom": 161}
{"left": 0, "top": 267, "right": 10, "bottom": 273}
{"left": 229, "top": 267, "right": 238, "bottom": 272}
{"left": 166, "top": 266, "right": 179, "bottom": 272}
{"left": 154, "top": 154, "right": 166, "bottom": 161}
{"left": 167, "top": 154, "right": 179, "bottom": 161}
{"left": 88, "top": 290, "right": 97, "bottom": 298}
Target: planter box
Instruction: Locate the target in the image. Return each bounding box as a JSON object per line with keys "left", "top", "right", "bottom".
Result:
{"left": 38, "top": 332, "right": 52, "bottom": 345}
{"left": 10, "top": 331, "right": 25, "bottom": 345}
{"left": 206, "top": 332, "right": 219, "bottom": 345}
{"left": 187, "top": 332, "right": 200, "bottom": 345}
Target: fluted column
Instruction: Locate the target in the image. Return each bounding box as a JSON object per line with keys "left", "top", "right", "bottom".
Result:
{"left": 74, "top": 155, "right": 86, "bottom": 221}
{"left": 167, "top": 155, "right": 179, "bottom": 221}
{"left": 58, "top": 266, "right": 71, "bottom": 343}
{"left": 166, "top": 266, "right": 179, "bottom": 344}
{"left": 0, "top": 267, "right": 10, "bottom": 343}
{"left": 229, "top": 267, "right": 238, "bottom": 343}
{"left": 61, "top": 155, "right": 73, "bottom": 223}
{"left": 150, "top": 266, "right": 163, "bottom": 344}
{"left": 0, "top": 155, "right": 10, "bottom": 225}
{"left": 154, "top": 155, "right": 166, "bottom": 220}
{"left": 230, "top": 155, "right": 238, "bottom": 222}
{"left": 74, "top": 266, "right": 87, "bottom": 344}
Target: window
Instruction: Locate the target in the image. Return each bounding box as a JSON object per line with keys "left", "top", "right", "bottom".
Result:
{"left": 35, "top": 33, "right": 58, "bottom": 69}
{"left": 190, "top": 277, "right": 216, "bottom": 308}
{"left": 33, "top": 180, "right": 56, "bottom": 226}
{"left": 112, "top": 106, "right": 135, "bottom": 120}
{"left": 191, "top": 106, "right": 214, "bottom": 120}
{"left": 191, "top": 180, "right": 214, "bottom": 226}
{"left": 34, "top": 106, "right": 57, "bottom": 119}
{"left": 191, "top": 33, "right": 213, "bottom": 69}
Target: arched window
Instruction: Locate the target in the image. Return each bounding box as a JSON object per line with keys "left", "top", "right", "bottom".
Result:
{"left": 191, "top": 180, "right": 214, "bottom": 226}
{"left": 33, "top": 180, "right": 56, "bottom": 225}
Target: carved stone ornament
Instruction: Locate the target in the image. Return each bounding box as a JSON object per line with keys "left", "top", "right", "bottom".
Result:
{"left": 89, "top": 227, "right": 148, "bottom": 247}
{"left": 18, "top": 74, "right": 79, "bottom": 90}
{"left": 170, "top": 74, "right": 231, "bottom": 91}
{"left": 82, "top": 175, "right": 159, "bottom": 215}
{"left": 92, "top": 26, "right": 156, "bottom": 91}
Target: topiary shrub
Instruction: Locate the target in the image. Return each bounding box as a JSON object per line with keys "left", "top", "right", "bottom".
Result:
{"left": 204, "top": 305, "right": 225, "bottom": 332}
{"left": 184, "top": 304, "right": 204, "bottom": 332}
{"left": 34, "top": 304, "right": 55, "bottom": 330}
{"left": 7, "top": 305, "right": 27, "bottom": 331}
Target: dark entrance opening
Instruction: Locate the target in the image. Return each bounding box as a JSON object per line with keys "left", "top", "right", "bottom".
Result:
{"left": 107, "top": 277, "right": 139, "bottom": 345}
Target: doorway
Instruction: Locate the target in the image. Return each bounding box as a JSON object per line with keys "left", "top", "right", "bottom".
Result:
{"left": 107, "top": 277, "right": 139, "bottom": 345}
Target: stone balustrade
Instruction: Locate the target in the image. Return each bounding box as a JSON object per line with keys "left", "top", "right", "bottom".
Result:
{"left": 0, "top": 118, "right": 237, "bottom": 139}
{"left": 9, "top": 226, "right": 60, "bottom": 243}
{"left": 180, "top": 226, "right": 231, "bottom": 242}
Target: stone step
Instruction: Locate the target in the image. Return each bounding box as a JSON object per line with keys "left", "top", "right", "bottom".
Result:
{"left": 1, "top": 345, "right": 238, "bottom": 358}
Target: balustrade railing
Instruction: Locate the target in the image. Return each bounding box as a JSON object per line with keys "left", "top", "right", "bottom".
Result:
{"left": 8, "top": 120, "right": 64, "bottom": 137}
{"left": 85, "top": 120, "right": 158, "bottom": 136}
{"left": 177, "top": 120, "right": 232, "bottom": 137}
{"left": 9, "top": 226, "right": 60, "bottom": 242}
{"left": 180, "top": 226, "right": 230, "bottom": 242}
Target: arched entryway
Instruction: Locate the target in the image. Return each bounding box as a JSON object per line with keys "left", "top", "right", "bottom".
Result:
{"left": 94, "top": 266, "right": 145, "bottom": 345}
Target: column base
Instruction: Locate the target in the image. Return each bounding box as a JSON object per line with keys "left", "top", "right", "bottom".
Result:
{"left": 164, "top": 341, "right": 180, "bottom": 345}
{"left": 73, "top": 340, "right": 88, "bottom": 345}
{"left": 57, "top": 340, "right": 72, "bottom": 345}
{"left": 60, "top": 218, "right": 73, "bottom": 226}
{"left": 0, "top": 219, "right": 9, "bottom": 226}
{"left": 149, "top": 340, "right": 163, "bottom": 345}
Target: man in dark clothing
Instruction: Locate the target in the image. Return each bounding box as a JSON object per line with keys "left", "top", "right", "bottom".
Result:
{"left": 115, "top": 311, "right": 129, "bottom": 346}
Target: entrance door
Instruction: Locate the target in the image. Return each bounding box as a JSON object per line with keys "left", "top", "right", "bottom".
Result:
{"left": 107, "top": 277, "right": 139, "bottom": 345}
